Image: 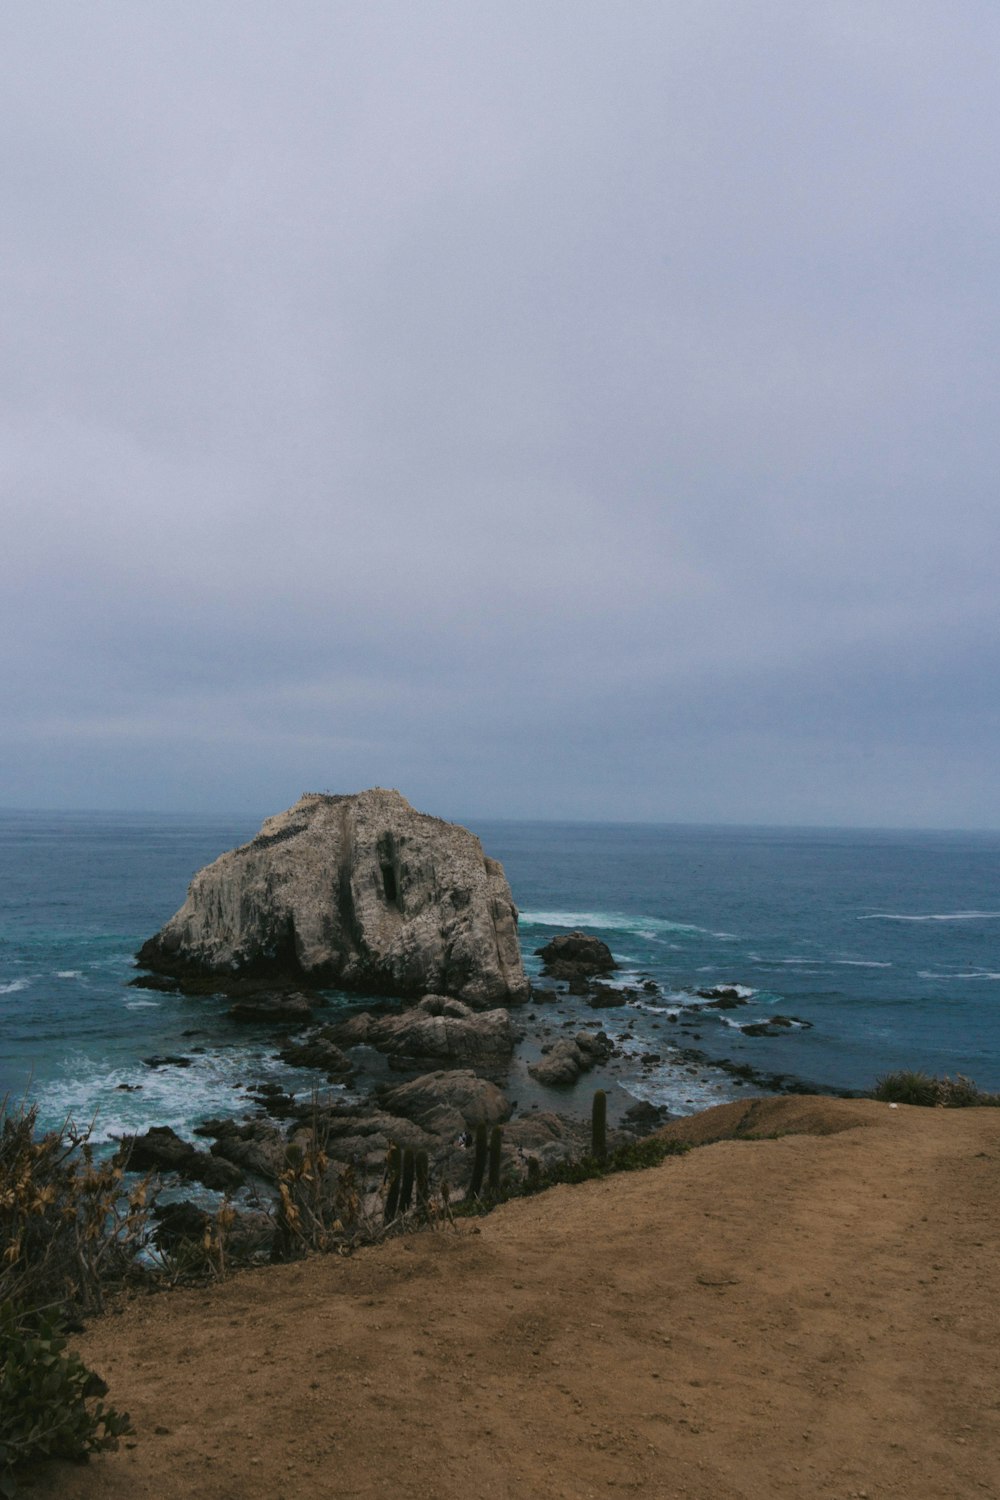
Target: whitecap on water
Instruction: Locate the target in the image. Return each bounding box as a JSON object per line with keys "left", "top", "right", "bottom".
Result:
{"left": 0, "top": 978, "right": 30, "bottom": 995}
{"left": 519, "top": 908, "right": 717, "bottom": 939}
{"left": 33, "top": 1045, "right": 349, "bottom": 1145}
{"left": 859, "top": 911, "right": 1000, "bottom": 922}
{"left": 751, "top": 957, "right": 818, "bottom": 968}
{"left": 918, "top": 970, "right": 1000, "bottom": 981}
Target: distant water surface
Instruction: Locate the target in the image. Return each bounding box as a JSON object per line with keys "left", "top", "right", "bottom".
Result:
{"left": 2, "top": 810, "right": 998, "bottom": 1139}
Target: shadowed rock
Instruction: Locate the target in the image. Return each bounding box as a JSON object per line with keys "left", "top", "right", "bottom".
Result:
{"left": 136, "top": 789, "right": 528, "bottom": 1008}
{"left": 123, "top": 1125, "right": 245, "bottom": 1191}
{"left": 536, "top": 931, "right": 616, "bottom": 981}
{"left": 227, "top": 992, "right": 319, "bottom": 1024}
{"left": 324, "top": 994, "right": 515, "bottom": 1071}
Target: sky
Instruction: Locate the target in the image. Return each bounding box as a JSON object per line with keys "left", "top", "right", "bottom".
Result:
{"left": 2, "top": 2, "right": 999, "bottom": 828}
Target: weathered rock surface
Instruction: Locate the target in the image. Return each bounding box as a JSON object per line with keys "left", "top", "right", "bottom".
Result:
{"left": 278, "top": 1030, "right": 355, "bottom": 1079}
{"left": 528, "top": 1030, "right": 612, "bottom": 1087}
{"left": 196, "top": 1119, "right": 290, "bottom": 1182}
{"left": 585, "top": 983, "right": 628, "bottom": 1008}
{"left": 536, "top": 931, "right": 616, "bottom": 981}
{"left": 502, "top": 1111, "right": 592, "bottom": 1172}
{"left": 136, "top": 789, "right": 528, "bottom": 1008}
{"left": 323, "top": 995, "right": 515, "bottom": 1071}
{"left": 376, "top": 1070, "right": 511, "bottom": 1137}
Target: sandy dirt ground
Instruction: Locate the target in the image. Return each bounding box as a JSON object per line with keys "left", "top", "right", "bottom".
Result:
{"left": 21, "top": 1096, "right": 1000, "bottom": 1500}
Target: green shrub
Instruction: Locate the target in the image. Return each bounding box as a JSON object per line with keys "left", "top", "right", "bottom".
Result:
{"left": 873, "top": 1070, "right": 1000, "bottom": 1107}
{"left": 0, "top": 1301, "right": 132, "bottom": 1497}
{"left": 873, "top": 1070, "right": 941, "bottom": 1106}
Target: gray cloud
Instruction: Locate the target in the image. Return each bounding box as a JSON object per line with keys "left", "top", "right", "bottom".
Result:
{"left": 2, "top": 2, "right": 999, "bottom": 824}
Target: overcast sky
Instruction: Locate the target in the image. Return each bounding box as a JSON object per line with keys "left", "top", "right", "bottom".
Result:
{"left": 2, "top": 2, "right": 999, "bottom": 827}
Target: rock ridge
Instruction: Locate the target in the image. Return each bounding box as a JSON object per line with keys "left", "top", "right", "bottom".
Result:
{"left": 136, "top": 788, "right": 529, "bottom": 1008}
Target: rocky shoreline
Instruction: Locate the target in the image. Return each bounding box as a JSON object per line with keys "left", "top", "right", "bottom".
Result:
{"left": 122, "top": 793, "right": 848, "bottom": 1218}
{"left": 121, "top": 928, "right": 846, "bottom": 1221}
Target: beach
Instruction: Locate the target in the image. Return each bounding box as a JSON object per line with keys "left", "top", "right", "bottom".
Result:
{"left": 23, "top": 1095, "right": 1000, "bottom": 1499}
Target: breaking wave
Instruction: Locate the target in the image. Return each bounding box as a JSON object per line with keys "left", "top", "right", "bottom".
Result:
{"left": 859, "top": 911, "right": 1000, "bottom": 922}
{"left": 519, "top": 909, "right": 731, "bottom": 939}
{"left": 918, "top": 970, "right": 1000, "bottom": 981}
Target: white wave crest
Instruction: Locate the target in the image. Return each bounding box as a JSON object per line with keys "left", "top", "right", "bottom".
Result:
{"left": 34, "top": 1048, "right": 338, "bottom": 1145}
{"left": 56, "top": 970, "right": 83, "bottom": 979}
{"left": 519, "top": 908, "right": 723, "bottom": 939}
{"left": 124, "top": 999, "right": 161, "bottom": 1008}
{"left": 918, "top": 970, "right": 1000, "bottom": 981}
{"left": 0, "top": 979, "right": 30, "bottom": 995}
{"left": 859, "top": 911, "right": 1000, "bottom": 922}
{"left": 688, "top": 983, "right": 756, "bottom": 1000}
{"left": 833, "top": 960, "right": 892, "bottom": 968}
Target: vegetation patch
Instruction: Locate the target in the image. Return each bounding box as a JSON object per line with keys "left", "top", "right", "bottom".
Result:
{"left": 458, "top": 1132, "right": 690, "bottom": 1217}
{"left": 873, "top": 1070, "right": 1000, "bottom": 1108}
{"left": 0, "top": 1100, "right": 141, "bottom": 1496}
{"left": 0, "top": 1302, "right": 132, "bottom": 1497}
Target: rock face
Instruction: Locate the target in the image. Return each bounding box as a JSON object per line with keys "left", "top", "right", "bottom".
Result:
{"left": 323, "top": 995, "right": 515, "bottom": 1071}
{"left": 528, "top": 1030, "right": 612, "bottom": 1087}
{"left": 123, "top": 1125, "right": 245, "bottom": 1192}
{"left": 136, "top": 789, "right": 528, "bottom": 1008}
{"left": 536, "top": 931, "right": 616, "bottom": 981}
{"left": 376, "top": 1071, "right": 511, "bottom": 1137}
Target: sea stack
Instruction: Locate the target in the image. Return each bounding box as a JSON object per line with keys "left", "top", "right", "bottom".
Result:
{"left": 136, "top": 789, "right": 529, "bottom": 1008}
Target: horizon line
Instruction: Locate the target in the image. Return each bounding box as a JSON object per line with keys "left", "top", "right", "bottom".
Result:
{"left": 1, "top": 803, "right": 998, "bottom": 838}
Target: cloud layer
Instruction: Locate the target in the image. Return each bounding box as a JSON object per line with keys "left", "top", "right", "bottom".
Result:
{"left": 3, "top": 3, "right": 999, "bottom": 824}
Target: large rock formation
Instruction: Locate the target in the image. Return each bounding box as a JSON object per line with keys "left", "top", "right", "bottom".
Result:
{"left": 136, "top": 789, "right": 528, "bottom": 1008}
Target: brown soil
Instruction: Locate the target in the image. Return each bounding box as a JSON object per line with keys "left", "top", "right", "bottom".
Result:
{"left": 23, "top": 1096, "right": 1000, "bottom": 1499}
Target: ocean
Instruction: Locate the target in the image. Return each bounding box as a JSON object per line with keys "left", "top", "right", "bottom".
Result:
{"left": 2, "top": 810, "right": 999, "bottom": 1143}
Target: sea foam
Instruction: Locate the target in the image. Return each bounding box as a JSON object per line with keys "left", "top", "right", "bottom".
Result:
{"left": 860, "top": 911, "right": 1000, "bottom": 922}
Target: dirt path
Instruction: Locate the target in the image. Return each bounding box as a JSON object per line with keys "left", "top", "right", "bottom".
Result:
{"left": 23, "top": 1098, "right": 1000, "bottom": 1499}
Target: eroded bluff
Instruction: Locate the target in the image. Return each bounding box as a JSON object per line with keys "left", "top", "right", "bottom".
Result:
{"left": 136, "top": 789, "right": 529, "bottom": 1008}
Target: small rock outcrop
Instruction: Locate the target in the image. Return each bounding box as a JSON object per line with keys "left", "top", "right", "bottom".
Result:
{"left": 321, "top": 995, "right": 515, "bottom": 1072}
{"left": 536, "top": 931, "right": 616, "bottom": 981}
{"left": 136, "top": 789, "right": 528, "bottom": 1009}
{"left": 123, "top": 1125, "right": 245, "bottom": 1192}
{"left": 227, "top": 992, "right": 319, "bottom": 1024}
{"left": 376, "top": 1071, "right": 511, "bottom": 1137}
{"left": 278, "top": 1031, "right": 355, "bottom": 1080}
{"left": 528, "top": 1030, "right": 612, "bottom": 1086}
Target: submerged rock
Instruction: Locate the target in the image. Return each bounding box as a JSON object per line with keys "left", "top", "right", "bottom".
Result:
{"left": 136, "top": 789, "right": 528, "bottom": 1009}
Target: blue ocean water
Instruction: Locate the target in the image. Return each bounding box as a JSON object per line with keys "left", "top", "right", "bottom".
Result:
{"left": 2, "top": 810, "right": 999, "bottom": 1140}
